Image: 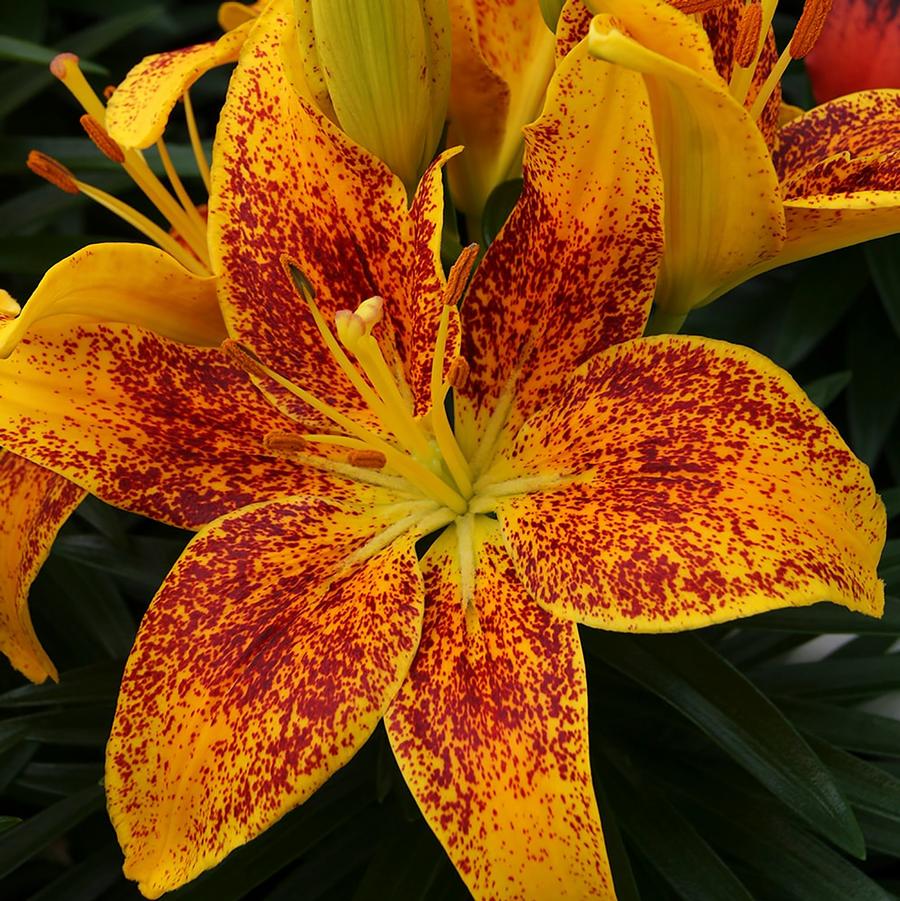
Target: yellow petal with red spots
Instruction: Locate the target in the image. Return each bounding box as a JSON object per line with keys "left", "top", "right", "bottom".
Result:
{"left": 456, "top": 35, "right": 663, "bottom": 452}
{"left": 106, "top": 24, "right": 251, "bottom": 150}
{"left": 0, "top": 243, "right": 223, "bottom": 359}
{"left": 385, "top": 518, "right": 613, "bottom": 900}
{"left": 488, "top": 336, "right": 885, "bottom": 630}
{"left": 0, "top": 320, "right": 354, "bottom": 530}
{"left": 210, "top": 0, "right": 456, "bottom": 423}
{"left": 445, "top": 0, "right": 555, "bottom": 213}
{"left": 218, "top": 0, "right": 266, "bottom": 31}
{"left": 107, "top": 497, "right": 424, "bottom": 898}
{"left": 0, "top": 452, "right": 83, "bottom": 683}
{"left": 587, "top": 3, "right": 785, "bottom": 313}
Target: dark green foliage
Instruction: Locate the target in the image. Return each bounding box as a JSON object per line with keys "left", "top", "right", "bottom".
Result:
{"left": 1, "top": 0, "right": 900, "bottom": 898}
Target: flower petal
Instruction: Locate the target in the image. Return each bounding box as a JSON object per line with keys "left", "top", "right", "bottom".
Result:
{"left": 445, "top": 0, "right": 556, "bottom": 213}
{"left": 106, "top": 25, "right": 250, "bottom": 149}
{"left": 0, "top": 243, "right": 224, "bottom": 359}
{"left": 457, "top": 34, "right": 663, "bottom": 446}
{"left": 0, "top": 320, "right": 354, "bottom": 530}
{"left": 385, "top": 518, "right": 613, "bottom": 900}
{"left": 773, "top": 90, "right": 900, "bottom": 177}
{"left": 0, "top": 451, "right": 84, "bottom": 683}
{"left": 107, "top": 496, "right": 423, "bottom": 898}
{"left": 218, "top": 0, "right": 266, "bottom": 31}
{"left": 210, "top": 0, "right": 454, "bottom": 422}
{"left": 489, "top": 336, "right": 885, "bottom": 630}
{"left": 588, "top": 0, "right": 786, "bottom": 312}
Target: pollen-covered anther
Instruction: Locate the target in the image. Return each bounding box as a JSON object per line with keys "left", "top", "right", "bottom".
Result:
{"left": 444, "top": 243, "right": 480, "bottom": 307}
{"left": 263, "top": 430, "right": 310, "bottom": 454}
{"left": 347, "top": 449, "right": 388, "bottom": 470}
{"left": 669, "top": 0, "right": 725, "bottom": 12}
{"left": 79, "top": 115, "right": 125, "bottom": 164}
{"left": 220, "top": 339, "right": 266, "bottom": 380}
{"left": 734, "top": 2, "right": 762, "bottom": 68}
{"left": 26, "top": 151, "right": 79, "bottom": 194}
{"left": 447, "top": 356, "right": 469, "bottom": 389}
{"left": 790, "top": 0, "right": 834, "bottom": 58}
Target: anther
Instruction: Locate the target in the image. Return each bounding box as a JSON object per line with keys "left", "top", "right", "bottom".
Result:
{"left": 79, "top": 115, "right": 125, "bottom": 164}
{"left": 264, "top": 430, "right": 310, "bottom": 454}
{"left": 26, "top": 151, "right": 79, "bottom": 194}
{"left": 0, "top": 291, "right": 21, "bottom": 319}
{"left": 444, "top": 243, "right": 480, "bottom": 307}
{"left": 669, "top": 0, "right": 725, "bottom": 12}
{"left": 790, "top": 0, "right": 833, "bottom": 58}
{"left": 734, "top": 2, "right": 762, "bottom": 68}
{"left": 347, "top": 449, "right": 387, "bottom": 470}
{"left": 447, "top": 356, "right": 469, "bottom": 389}
{"left": 220, "top": 339, "right": 266, "bottom": 380}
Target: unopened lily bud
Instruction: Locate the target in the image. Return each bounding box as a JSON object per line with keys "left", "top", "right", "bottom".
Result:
{"left": 302, "top": 0, "right": 451, "bottom": 194}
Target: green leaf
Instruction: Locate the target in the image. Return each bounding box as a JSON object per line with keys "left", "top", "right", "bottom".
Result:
{"left": 591, "top": 774, "right": 641, "bottom": 901}
{"left": 14, "top": 762, "right": 103, "bottom": 799}
{"left": 0, "top": 36, "right": 106, "bottom": 74}
{"left": 53, "top": 532, "right": 187, "bottom": 587}
{"left": 752, "top": 654, "right": 900, "bottom": 700}
{"left": 803, "top": 370, "right": 851, "bottom": 410}
{"left": 779, "top": 698, "right": 900, "bottom": 757}
{"left": 598, "top": 746, "right": 753, "bottom": 901}
{"left": 0, "top": 818, "right": 21, "bottom": 835}
{"left": 865, "top": 234, "right": 900, "bottom": 339}
{"left": 582, "top": 631, "right": 865, "bottom": 856}
{"left": 26, "top": 843, "right": 123, "bottom": 901}
{"left": 742, "top": 598, "right": 900, "bottom": 634}
{"left": 0, "top": 662, "right": 122, "bottom": 709}
{"left": 879, "top": 539, "right": 900, "bottom": 587}
{"left": 882, "top": 486, "right": 900, "bottom": 520}
{"left": 1, "top": 707, "right": 113, "bottom": 748}
{"left": 0, "top": 785, "right": 104, "bottom": 879}
{"left": 481, "top": 178, "right": 523, "bottom": 247}
{"left": 859, "top": 811, "right": 900, "bottom": 858}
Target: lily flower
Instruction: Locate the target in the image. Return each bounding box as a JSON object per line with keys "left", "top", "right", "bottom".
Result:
{"left": 0, "top": 0, "right": 885, "bottom": 897}
{"left": 585, "top": 0, "right": 900, "bottom": 325}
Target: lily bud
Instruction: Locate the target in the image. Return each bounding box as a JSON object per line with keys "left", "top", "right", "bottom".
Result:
{"left": 302, "top": 0, "right": 451, "bottom": 195}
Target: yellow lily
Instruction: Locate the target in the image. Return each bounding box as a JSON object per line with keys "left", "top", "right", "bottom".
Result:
{"left": 0, "top": 0, "right": 885, "bottom": 897}
{"left": 584, "top": 0, "right": 900, "bottom": 324}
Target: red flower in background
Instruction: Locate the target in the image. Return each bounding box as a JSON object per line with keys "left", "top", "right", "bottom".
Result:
{"left": 807, "top": 0, "right": 900, "bottom": 100}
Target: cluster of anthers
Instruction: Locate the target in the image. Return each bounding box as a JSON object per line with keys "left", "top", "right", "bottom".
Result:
{"left": 25, "top": 53, "right": 212, "bottom": 277}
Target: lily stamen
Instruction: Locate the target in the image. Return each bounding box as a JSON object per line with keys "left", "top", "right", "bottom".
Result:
{"left": 79, "top": 115, "right": 125, "bottom": 163}
{"left": 183, "top": 91, "right": 211, "bottom": 192}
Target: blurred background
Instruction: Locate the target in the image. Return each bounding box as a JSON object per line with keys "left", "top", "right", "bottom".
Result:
{"left": 1, "top": 1, "right": 899, "bottom": 899}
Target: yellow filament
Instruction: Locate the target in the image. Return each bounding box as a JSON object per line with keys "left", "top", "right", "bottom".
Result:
{"left": 456, "top": 513, "right": 476, "bottom": 612}
{"left": 469, "top": 384, "right": 516, "bottom": 478}
{"left": 156, "top": 138, "right": 209, "bottom": 240}
{"left": 253, "top": 357, "right": 468, "bottom": 513}
{"left": 75, "top": 179, "right": 208, "bottom": 275}
{"left": 297, "top": 280, "right": 432, "bottom": 459}
{"left": 183, "top": 91, "right": 211, "bottom": 192}
{"left": 53, "top": 58, "right": 107, "bottom": 124}
{"left": 731, "top": 0, "right": 779, "bottom": 104}
{"left": 428, "top": 304, "right": 473, "bottom": 497}
{"left": 289, "top": 450, "right": 417, "bottom": 493}
{"left": 748, "top": 42, "right": 792, "bottom": 120}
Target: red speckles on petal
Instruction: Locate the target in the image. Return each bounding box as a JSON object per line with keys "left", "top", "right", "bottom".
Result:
{"left": 107, "top": 497, "right": 424, "bottom": 898}
{"left": 0, "top": 452, "right": 84, "bottom": 683}
{"left": 493, "top": 336, "right": 885, "bottom": 631}
{"left": 386, "top": 519, "right": 613, "bottom": 900}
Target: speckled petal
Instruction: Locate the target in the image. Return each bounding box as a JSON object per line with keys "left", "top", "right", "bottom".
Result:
{"left": 0, "top": 243, "right": 223, "bottom": 358}
{"left": 107, "top": 497, "right": 424, "bottom": 899}
{"left": 218, "top": 0, "right": 266, "bottom": 31}
{"left": 489, "top": 336, "right": 885, "bottom": 631}
{"left": 587, "top": 1, "right": 785, "bottom": 313}
{"left": 106, "top": 25, "right": 250, "bottom": 149}
{"left": 0, "top": 452, "right": 84, "bottom": 683}
{"left": 385, "top": 519, "right": 613, "bottom": 900}
{"left": 0, "top": 320, "right": 354, "bottom": 530}
{"left": 210, "top": 0, "right": 455, "bottom": 423}
{"left": 446, "top": 0, "right": 555, "bottom": 213}
{"left": 457, "top": 36, "right": 663, "bottom": 450}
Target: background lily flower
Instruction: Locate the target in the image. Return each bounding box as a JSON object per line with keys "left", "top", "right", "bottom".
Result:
{"left": 806, "top": 0, "right": 900, "bottom": 102}
{"left": 585, "top": 0, "right": 900, "bottom": 325}
{"left": 0, "top": 0, "right": 886, "bottom": 897}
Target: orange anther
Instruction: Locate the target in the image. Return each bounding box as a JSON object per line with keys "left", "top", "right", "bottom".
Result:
{"left": 348, "top": 450, "right": 387, "bottom": 470}
{"left": 103, "top": 85, "right": 117, "bottom": 100}
{"left": 447, "top": 356, "right": 469, "bottom": 389}
{"left": 669, "top": 0, "right": 724, "bottom": 13}
{"left": 263, "top": 431, "right": 309, "bottom": 454}
{"left": 50, "top": 52, "right": 79, "bottom": 80}
{"left": 791, "top": 0, "right": 833, "bottom": 59}
{"left": 26, "top": 151, "right": 79, "bottom": 194}
{"left": 220, "top": 339, "right": 266, "bottom": 379}
{"left": 443, "top": 243, "right": 479, "bottom": 307}
{"left": 734, "top": 2, "right": 762, "bottom": 68}
{"left": 79, "top": 115, "right": 125, "bottom": 164}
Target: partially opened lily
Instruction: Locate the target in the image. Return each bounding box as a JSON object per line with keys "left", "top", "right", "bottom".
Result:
{"left": 0, "top": 1, "right": 885, "bottom": 898}
{"left": 584, "top": 0, "right": 900, "bottom": 323}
